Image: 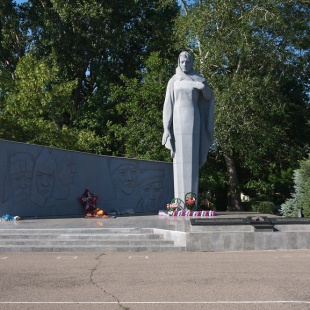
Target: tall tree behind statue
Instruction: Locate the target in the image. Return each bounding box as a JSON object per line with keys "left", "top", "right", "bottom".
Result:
{"left": 174, "top": 0, "right": 310, "bottom": 210}
{"left": 0, "top": 0, "right": 179, "bottom": 153}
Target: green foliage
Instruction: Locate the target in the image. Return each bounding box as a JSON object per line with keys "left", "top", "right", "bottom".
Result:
{"left": 0, "top": 0, "right": 26, "bottom": 127}
{"left": 1, "top": 0, "right": 309, "bottom": 206}
{"left": 1, "top": 0, "right": 179, "bottom": 155}
{"left": 241, "top": 167, "right": 294, "bottom": 205}
{"left": 281, "top": 155, "right": 310, "bottom": 218}
{"left": 107, "top": 52, "right": 174, "bottom": 160}
{"left": 251, "top": 201, "right": 274, "bottom": 215}
{"left": 268, "top": 168, "right": 294, "bottom": 204}
{"left": 281, "top": 199, "right": 297, "bottom": 218}
{"left": 242, "top": 202, "right": 252, "bottom": 212}
{"left": 19, "top": 0, "right": 179, "bottom": 125}
{"left": 1, "top": 55, "right": 75, "bottom": 145}
{"left": 199, "top": 149, "right": 228, "bottom": 210}
{"left": 0, "top": 0, "right": 25, "bottom": 71}
{"left": 174, "top": 0, "right": 310, "bottom": 208}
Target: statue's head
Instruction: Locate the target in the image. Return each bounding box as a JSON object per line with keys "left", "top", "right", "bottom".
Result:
{"left": 178, "top": 51, "right": 193, "bottom": 73}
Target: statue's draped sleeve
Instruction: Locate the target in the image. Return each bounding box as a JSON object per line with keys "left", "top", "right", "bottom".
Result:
{"left": 199, "top": 81, "right": 215, "bottom": 168}
{"left": 162, "top": 77, "right": 176, "bottom": 156}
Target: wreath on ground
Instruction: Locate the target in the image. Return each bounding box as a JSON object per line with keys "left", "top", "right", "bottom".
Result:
{"left": 78, "top": 189, "right": 111, "bottom": 218}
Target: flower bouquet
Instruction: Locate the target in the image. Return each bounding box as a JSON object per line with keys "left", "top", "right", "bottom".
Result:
{"left": 185, "top": 192, "right": 196, "bottom": 210}
{"left": 166, "top": 198, "right": 185, "bottom": 215}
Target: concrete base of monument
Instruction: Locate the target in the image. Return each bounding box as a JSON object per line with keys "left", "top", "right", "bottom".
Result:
{"left": 184, "top": 213, "right": 310, "bottom": 252}
{"left": 0, "top": 212, "right": 309, "bottom": 252}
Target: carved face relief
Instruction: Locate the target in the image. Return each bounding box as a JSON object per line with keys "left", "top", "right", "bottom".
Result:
{"left": 11, "top": 171, "right": 32, "bottom": 193}
{"left": 36, "top": 170, "right": 55, "bottom": 198}
{"left": 31, "top": 148, "right": 57, "bottom": 203}
{"left": 58, "top": 161, "right": 75, "bottom": 185}
{"left": 9, "top": 154, "right": 33, "bottom": 199}
{"left": 141, "top": 181, "right": 163, "bottom": 211}
{"left": 112, "top": 164, "right": 137, "bottom": 195}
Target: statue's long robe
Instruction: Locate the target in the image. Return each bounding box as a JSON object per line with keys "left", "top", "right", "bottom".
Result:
{"left": 163, "top": 67, "right": 214, "bottom": 202}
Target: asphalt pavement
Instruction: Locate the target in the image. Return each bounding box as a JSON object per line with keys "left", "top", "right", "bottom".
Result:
{"left": 0, "top": 250, "right": 310, "bottom": 310}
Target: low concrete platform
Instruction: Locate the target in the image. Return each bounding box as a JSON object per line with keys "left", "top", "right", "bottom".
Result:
{"left": 1, "top": 212, "right": 309, "bottom": 252}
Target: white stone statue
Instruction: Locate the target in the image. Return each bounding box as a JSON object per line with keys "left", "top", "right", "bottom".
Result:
{"left": 162, "top": 51, "right": 215, "bottom": 205}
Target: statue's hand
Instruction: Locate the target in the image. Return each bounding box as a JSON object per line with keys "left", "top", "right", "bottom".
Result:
{"left": 162, "top": 130, "right": 171, "bottom": 145}
{"left": 193, "top": 81, "right": 205, "bottom": 90}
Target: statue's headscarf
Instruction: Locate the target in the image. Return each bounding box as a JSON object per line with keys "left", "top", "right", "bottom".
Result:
{"left": 176, "top": 51, "right": 205, "bottom": 83}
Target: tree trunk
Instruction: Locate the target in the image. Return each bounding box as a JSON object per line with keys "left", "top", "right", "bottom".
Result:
{"left": 224, "top": 152, "right": 243, "bottom": 211}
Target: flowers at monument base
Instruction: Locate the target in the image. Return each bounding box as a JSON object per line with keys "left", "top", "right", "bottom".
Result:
{"left": 185, "top": 192, "right": 196, "bottom": 210}
{"left": 167, "top": 202, "right": 179, "bottom": 211}
{"left": 96, "top": 209, "right": 104, "bottom": 215}
{"left": 78, "top": 189, "right": 110, "bottom": 218}
{"left": 158, "top": 209, "right": 217, "bottom": 217}
{"left": 159, "top": 193, "right": 217, "bottom": 217}
{"left": 166, "top": 198, "right": 186, "bottom": 215}
{"left": 79, "top": 189, "right": 99, "bottom": 212}
{"left": 185, "top": 199, "right": 195, "bottom": 208}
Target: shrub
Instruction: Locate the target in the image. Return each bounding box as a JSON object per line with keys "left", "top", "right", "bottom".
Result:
{"left": 281, "top": 156, "right": 310, "bottom": 218}
{"left": 280, "top": 199, "right": 297, "bottom": 217}
{"left": 251, "top": 201, "right": 274, "bottom": 214}
{"left": 242, "top": 202, "right": 252, "bottom": 212}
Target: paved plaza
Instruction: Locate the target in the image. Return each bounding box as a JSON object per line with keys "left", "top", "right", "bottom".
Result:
{"left": 0, "top": 250, "right": 310, "bottom": 310}
{"left": 0, "top": 215, "right": 310, "bottom": 309}
{"left": 0, "top": 212, "right": 280, "bottom": 231}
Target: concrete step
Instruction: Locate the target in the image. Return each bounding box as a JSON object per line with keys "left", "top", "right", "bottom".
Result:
{"left": 0, "top": 228, "right": 185, "bottom": 252}
{"left": 0, "top": 233, "right": 163, "bottom": 240}
{"left": 0, "top": 228, "right": 150, "bottom": 234}
{"left": 0, "top": 245, "right": 185, "bottom": 252}
{"left": 0, "top": 239, "right": 174, "bottom": 246}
